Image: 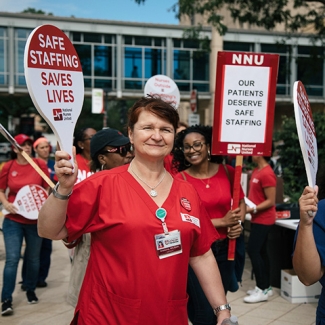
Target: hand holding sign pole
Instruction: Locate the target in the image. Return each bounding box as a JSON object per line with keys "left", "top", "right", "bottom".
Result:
{"left": 24, "top": 25, "right": 84, "bottom": 168}
{"left": 212, "top": 51, "right": 279, "bottom": 259}
{"left": 228, "top": 155, "right": 243, "bottom": 260}
{"left": 293, "top": 81, "right": 318, "bottom": 216}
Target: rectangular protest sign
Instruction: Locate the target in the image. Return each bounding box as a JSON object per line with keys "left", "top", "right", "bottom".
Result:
{"left": 212, "top": 51, "right": 279, "bottom": 260}
{"left": 212, "top": 51, "right": 279, "bottom": 156}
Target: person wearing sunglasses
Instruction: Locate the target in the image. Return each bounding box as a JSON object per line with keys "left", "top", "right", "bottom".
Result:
{"left": 66, "top": 128, "right": 133, "bottom": 307}
{"left": 89, "top": 129, "right": 133, "bottom": 172}
{"left": 38, "top": 96, "right": 234, "bottom": 325}
{"left": 172, "top": 125, "right": 245, "bottom": 325}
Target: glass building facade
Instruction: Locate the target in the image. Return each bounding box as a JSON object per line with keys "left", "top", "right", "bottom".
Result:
{"left": 5, "top": 25, "right": 324, "bottom": 100}
{"left": 223, "top": 40, "right": 324, "bottom": 98}
{"left": 3, "top": 19, "right": 210, "bottom": 96}
{"left": 0, "top": 12, "right": 324, "bottom": 127}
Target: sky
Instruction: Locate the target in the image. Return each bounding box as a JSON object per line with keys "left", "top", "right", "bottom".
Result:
{"left": 0, "top": 0, "right": 179, "bottom": 25}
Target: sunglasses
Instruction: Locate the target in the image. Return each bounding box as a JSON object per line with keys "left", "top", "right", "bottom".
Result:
{"left": 102, "top": 144, "right": 132, "bottom": 157}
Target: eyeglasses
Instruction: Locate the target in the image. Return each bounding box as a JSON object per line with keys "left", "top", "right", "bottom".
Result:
{"left": 181, "top": 142, "right": 206, "bottom": 153}
{"left": 102, "top": 144, "right": 132, "bottom": 157}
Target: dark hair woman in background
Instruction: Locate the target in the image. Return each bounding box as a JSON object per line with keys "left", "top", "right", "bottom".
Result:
{"left": 73, "top": 127, "right": 96, "bottom": 184}
{"left": 172, "top": 125, "right": 245, "bottom": 325}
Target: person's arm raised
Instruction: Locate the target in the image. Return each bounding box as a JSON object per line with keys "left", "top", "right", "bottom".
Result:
{"left": 38, "top": 148, "right": 78, "bottom": 240}
{"left": 293, "top": 186, "right": 324, "bottom": 285}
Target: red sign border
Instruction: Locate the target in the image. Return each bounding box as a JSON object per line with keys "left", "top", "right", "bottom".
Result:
{"left": 212, "top": 51, "right": 279, "bottom": 156}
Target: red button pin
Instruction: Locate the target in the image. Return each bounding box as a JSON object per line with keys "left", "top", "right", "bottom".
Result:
{"left": 180, "top": 197, "right": 191, "bottom": 211}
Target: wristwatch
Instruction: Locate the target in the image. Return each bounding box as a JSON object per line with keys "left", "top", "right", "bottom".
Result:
{"left": 253, "top": 206, "right": 257, "bottom": 214}
{"left": 52, "top": 182, "right": 73, "bottom": 200}
{"left": 213, "top": 303, "right": 231, "bottom": 315}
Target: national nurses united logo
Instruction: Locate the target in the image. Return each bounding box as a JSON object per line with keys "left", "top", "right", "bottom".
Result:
{"left": 227, "top": 143, "right": 241, "bottom": 154}
{"left": 53, "top": 108, "right": 63, "bottom": 121}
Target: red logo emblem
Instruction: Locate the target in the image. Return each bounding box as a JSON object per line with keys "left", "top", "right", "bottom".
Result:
{"left": 180, "top": 197, "right": 191, "bottom": 211}
{"left": 53, "top": 108, "right": 63, "bottom": 121}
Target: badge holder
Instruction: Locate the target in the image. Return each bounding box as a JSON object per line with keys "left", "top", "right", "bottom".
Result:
{"left": 154, "top": 208, "right": 182, "bottom": 259}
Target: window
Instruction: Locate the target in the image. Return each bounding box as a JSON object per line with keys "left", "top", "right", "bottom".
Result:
{"left": 72, "top": 32, "right": 81, "bottom": 42}
{"left": 72, "top": 32, "right": 116, "bottom": 89}
{"left": 74, "top": 44, "right": 92, "bottom": 76}
{"left": 193, "top": 52, "right": 209, "bottom": 81}
{"left": 15, "top": 28, "right": 32, "bottom": 86}
{"left": 261, "top": 43, "right": 291, "bottom": 96}
{"left": 0, "top": 27, "right": 7, "bottom": 85}
{"left": 223, "top": 41, "right": 253, "bottom": 52}
{"left": 104, "top": 34, "right": 113, "bottom": 44}
{"left": 123, "top": 36, "right": 166, "bottom": 90}
{"left": 297, "top": 46, "right": 323, "bottom": 96}
{"left": 145, "top": 48, "right": 163, "bottom": 78}
{"left": 134, "top": 36, "right": 151, "bottom": 46}
{"left": 174, "top": 50, "right": 190, "bottom": 80}
{"left": 84, "top": 33, "right": 102, "bottom": 43}
{"left": 125, "top": 47, "right": 142, "bottom": 78}
{"left": 172, "top": 37, "right": 209, "bottom": 92}
{"left": 94, "top": 46, "right": 113, "bottom": 77}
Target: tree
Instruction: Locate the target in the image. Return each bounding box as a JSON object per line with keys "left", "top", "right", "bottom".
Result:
{"left": 21, "top": 8, "right": 53, "bottom": 15}
{"left": 135, "top": 0, "right": 325, "bottom": 41}
{"left": 274, "top": 112, "right": 325, "bottom": 202}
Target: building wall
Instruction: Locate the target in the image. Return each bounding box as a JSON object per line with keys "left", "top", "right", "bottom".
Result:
{"left": 0, "top": 11, "right": 324, "bottom": 132}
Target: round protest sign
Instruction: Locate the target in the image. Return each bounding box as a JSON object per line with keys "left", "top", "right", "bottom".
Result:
{"left": 144, "top": 75, "right": 180, "bottom": 109}
{"left": 293, "top": 81, "right": 318, "bottom": 188}
{"left": 2, "top": 185, "right": 48, "bottom": 220}
{"left": 24, "top": 24, "right": 84, "bottom": 166}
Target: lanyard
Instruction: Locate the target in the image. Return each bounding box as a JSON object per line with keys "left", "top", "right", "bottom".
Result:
{"left": 155, "top": 208, "right": 169, "bottom": 235}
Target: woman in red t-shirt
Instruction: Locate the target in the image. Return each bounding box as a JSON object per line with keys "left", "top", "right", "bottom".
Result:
{"left": 0, "top": 134, "right": 50, "bottom": 315}
{"left": 244, "top": 155, "right": 276, "bottom": 303}
{"left": 172, "top": 125, "right": 245, "bottom": 325}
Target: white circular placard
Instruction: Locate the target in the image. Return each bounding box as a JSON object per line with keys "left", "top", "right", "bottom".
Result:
{"left": 144, "top": 75, "right": 180, "bottom": 109}
{"left": 2, "top": 185, "right": 48, "bottom": 220}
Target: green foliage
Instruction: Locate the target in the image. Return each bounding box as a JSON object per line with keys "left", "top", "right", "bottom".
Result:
{"left": 136, "top": 0, "right": 325, "bottom": 42}
{"left": 21, "top": 8, "right": 53, "bottom": 15}
{"left": 274, "top": 111, "right": 325, "bottom": 202}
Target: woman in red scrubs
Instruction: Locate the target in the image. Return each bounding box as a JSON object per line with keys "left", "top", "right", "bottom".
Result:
{"left": 38, "top": 96, "right": 234, "bottom": 325}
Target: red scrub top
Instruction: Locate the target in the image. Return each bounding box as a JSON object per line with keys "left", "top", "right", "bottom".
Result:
{"left": 65, "top": 165, "right": 218, "bottom": 325}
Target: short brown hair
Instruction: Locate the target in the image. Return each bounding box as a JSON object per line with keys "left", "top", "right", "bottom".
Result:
{"left": 127, "top": 96, "right": 179, "bottom": 132}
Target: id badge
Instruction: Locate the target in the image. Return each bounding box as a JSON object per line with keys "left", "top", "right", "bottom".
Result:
{"left": 154, "top": 230, "right": 182, "bottom": 259}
